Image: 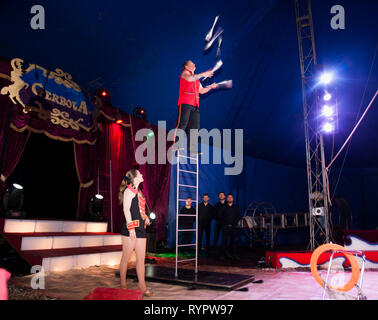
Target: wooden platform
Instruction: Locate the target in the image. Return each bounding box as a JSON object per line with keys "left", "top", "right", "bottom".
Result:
{"left": 117, "top": 265, "right": 255, "bottom": 291}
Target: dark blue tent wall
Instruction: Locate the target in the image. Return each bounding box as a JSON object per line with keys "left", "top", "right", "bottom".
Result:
{"left": 329, "top": 168, "right": 378, "bottom": 230}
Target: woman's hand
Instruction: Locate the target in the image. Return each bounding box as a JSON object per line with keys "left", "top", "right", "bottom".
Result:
{"left": 129, "top": 229, "right": 136, "bottom": 240}
{"left": 145, "top": 216, "right": 151, "bottom": 226}
{"left": 210, "top": 82, "right": 218, "bottom": 89}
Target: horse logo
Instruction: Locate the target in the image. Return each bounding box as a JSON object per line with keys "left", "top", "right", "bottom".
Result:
{"left": 0, "top": 58, "right": 29, "bottom": 113}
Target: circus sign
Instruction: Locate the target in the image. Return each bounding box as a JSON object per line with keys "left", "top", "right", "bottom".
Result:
{"left": 0, "top": 57, "right": 95, "bottom": 131}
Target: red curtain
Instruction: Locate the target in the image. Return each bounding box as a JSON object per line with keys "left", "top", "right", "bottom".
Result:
{"left": 96, "top": 114, "right": 135, "bottom": 232}
{"left": 0, "top": 107, "right": 31, "bottom": 205}
{"left": 130, "top": 116, "right": 172, "bottom": 242}
{"left": 74, "top": 142, "right": 97, "bottom": 220}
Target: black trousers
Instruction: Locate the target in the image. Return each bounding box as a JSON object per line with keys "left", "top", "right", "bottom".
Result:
{"left": 175, "top": 104, "right": 200, "bottom": 153}
{"left": 222, "top": 225, "right": 236, "bottom": 256}
{"left": 178, "top": 221, "right": 194, "bottom": 246}
{"left": 213, "top": 221, "right": 223, "bottom": 247}
{"left": 198, "top": 223, "right": 211, "bottom": 252}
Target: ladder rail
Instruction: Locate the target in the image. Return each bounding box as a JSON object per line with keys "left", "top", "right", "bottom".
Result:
{"left": 175, "top": 149, "right": 199, "bottom": 277}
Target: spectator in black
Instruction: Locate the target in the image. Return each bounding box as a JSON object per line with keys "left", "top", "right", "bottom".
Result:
{"left": 198, "top": 193, "right": 214, "bottom": 256}
{"left": 220, "top": 194, "right": 241, "bottom": 260}
{"left": 178, "top": 197, "right": 196, "bottom": 251}
{"left": 213, "top": 192, "right": 226, "bottom": 252}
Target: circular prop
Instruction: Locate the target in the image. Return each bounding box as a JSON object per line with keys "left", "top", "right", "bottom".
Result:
{"left": 310, "top": 243, "right": 360, "bottom": 292}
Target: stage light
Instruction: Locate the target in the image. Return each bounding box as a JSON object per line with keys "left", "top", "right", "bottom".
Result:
{"left": 115, "top": 111, "right": 124, "bottom": 125}
{"left": 133, "top": 107, "right": 147, "bottom": 120}
{"left": 322, "top": 122, "right": 334, "bottom": 133}
{"left": 13, "top": 183, "right": 23, "bottom": 190}
{"left": 149, "top": 212, "right": 156, "bottom": 220}
{"left": 322, "top": 105, "right": 334, "bottom": 117}
{"left": 319, "top": 72, "right": 333, "bottom": 85}
{"left": 142, "top": 128, "right": 154, "bottom": 142}
{"left": 2, "top": 183, "right": 25, "bottom": 218}
{"left": 88, "top": 194, "right": 105, "bottom": 222}
{"left": 323, "top": 92, "right": 332, "bottom": 101}
{"left": 94, "top": 88, "right": 110, "bottom": 102}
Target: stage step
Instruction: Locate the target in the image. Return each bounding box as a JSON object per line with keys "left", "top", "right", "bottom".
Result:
{"left": 24, "top": 245, "right": 123, "bottom": 272}
{"left": 0, "top": 218, "right": 125, "bottom": 272}
{"left": 2, "top": 218, "right": 108, "bottom": 233}
{"left": 2, "top": 232, "right": 122, "bottom": 251}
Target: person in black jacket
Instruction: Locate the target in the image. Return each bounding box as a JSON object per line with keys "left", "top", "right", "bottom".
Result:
{"left": 198, "top": 194, "right": 214, "bottom": 256}
{"left": 178, "top": 197, "right": 196, "bottom": 251}
{"left": 220, "top": 194, "right": 240, "bottom": 260}
{"left": 213, "top": 192, "right": 226, "bottom": 251}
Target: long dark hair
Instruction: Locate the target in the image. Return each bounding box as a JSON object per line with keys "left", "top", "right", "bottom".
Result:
{"left": 118, "top": 169, "right": 139, "bottom": 205}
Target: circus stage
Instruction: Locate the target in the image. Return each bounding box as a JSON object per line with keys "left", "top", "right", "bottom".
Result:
{"left": 1, "top": 217, "right": 378, "bottom": 300}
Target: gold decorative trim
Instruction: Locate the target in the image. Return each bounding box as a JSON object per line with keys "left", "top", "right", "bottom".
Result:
{"left": 10, "top": 123, "right": 96, "bottom": 145}
{"left": 24, "top": 105, "right": 97, "bottom": 133}
{"left": 129, "top": 114, "right": 136, "bottom": 152}
{"left": 98, "top": 110, "right": 131, "bottom": 128}
{"left": 0, "top": 174, "right": 6, "bottom": 182}
{"left": 80, "top": 180, "right": 94, "bottom": 188}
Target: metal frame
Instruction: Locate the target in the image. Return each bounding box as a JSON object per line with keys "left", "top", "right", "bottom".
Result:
{"left": 97, "top": 160, "right": 113, "bottom": 232}
{"left": 322, "top": 249, "right": 366, "bottom": 300}
{"left": 294, "top": 0, "right": 331, "bottom": 250}
{"left": 175, "top": 150, "right": 199, "bottom": 278}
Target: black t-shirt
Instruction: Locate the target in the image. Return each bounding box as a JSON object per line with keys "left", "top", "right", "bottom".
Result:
{"left": 214, "top": 201, "right": 227, "bottom": 222}
{"left": 179, "top": 206, "right": 195, "bottom": 227}
{"left": 198, "top": 202, "right": 214, "bottom": 225}
{"left": 221, "top": 203, "right": 240, "bottom": 226}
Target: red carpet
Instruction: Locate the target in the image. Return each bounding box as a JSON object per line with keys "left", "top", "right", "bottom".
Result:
{"left": 83, "top": 287, "right": 143, "bottom": 300}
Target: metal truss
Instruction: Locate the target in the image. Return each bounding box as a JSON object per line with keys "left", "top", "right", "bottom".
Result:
{"left": 294, "top": 0, "right": 331, "bottom": 250}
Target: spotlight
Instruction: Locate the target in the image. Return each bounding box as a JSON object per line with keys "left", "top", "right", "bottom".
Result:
{"left": 142, "top": 128, "right": 154, "bottom": 142}
{"left": 13, "top": 183, "right": 23, "bottom": 190}
{"left": 322, "top": 122, "right": 334, "bottom": 133}
{"left": 323, "top": 92, "right": 332, "bottom": 101}
{"left": 88, "top": 194, "right": 105, "bottom": 221}
{"left": 94, "top": 89, "right": 110, "bottom": 102}
{"left": 319, "top": 72, "right": 333, "bottom": 85}
{"left": 322, "top": 105, "right": 334, "bottom": 117}
{"left": 115, "top": 111, "right": 124, "bottom": 124}
{"left": 2, "top": 183, "right": 26, "bottom": 218}
{"left": 133, "top": 107, "right": 147, "bottom": 120}
{"left": 149, "top": 212, "right": 156, "bottom": 220}
{"left": 95, "top": 194, "right": 104, "bottom": 200}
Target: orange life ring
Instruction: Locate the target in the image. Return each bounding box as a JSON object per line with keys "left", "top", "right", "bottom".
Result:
{"left": 310, "top": 243, "right": 360, "bottom": 292}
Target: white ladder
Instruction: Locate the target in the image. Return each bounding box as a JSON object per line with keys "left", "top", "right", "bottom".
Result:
{"left": 175, "top": 150, "right": 199, "bottom": 277}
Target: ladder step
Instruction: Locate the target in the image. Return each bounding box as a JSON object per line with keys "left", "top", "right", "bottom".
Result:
{"left": 178, "top": 214, "right": 196, "bottom": 217}
{"left": 178, "top": 184, "right": 197, "bottom": 189}
{"left": 177, "top": 258, "right": 197, "bottom": 263}
{"left": 178, "top": 199, "right": 198, "bottom": 203}
{"left": 178, "top": 229, "right": 196, "bottom": 232}
{"left": 178, "top": 154, "right": 198, "bottom": 161}
{"left": 177, "top": 244, "right": 197, "bottom": 247}
{"left": 178, "top": 169, "right": 197, "bottom": 174}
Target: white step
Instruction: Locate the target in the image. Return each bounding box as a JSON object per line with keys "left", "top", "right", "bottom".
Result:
{"left": 21, "top": 234, "right": 122, "bottom": 251}
{"left": 3, "top": 219, "right": 108, "bottom": 233}
{"left": 41, "top": 251, "right": 130, "bottom": 272}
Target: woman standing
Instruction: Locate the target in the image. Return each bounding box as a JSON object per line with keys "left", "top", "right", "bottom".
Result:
{"left": 118, "top": 169, "right": 152, "bottom": 296}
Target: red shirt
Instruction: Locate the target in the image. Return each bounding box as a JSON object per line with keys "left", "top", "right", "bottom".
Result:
{"left": 178, "top": 69, "right": 200, "bottom": 107}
